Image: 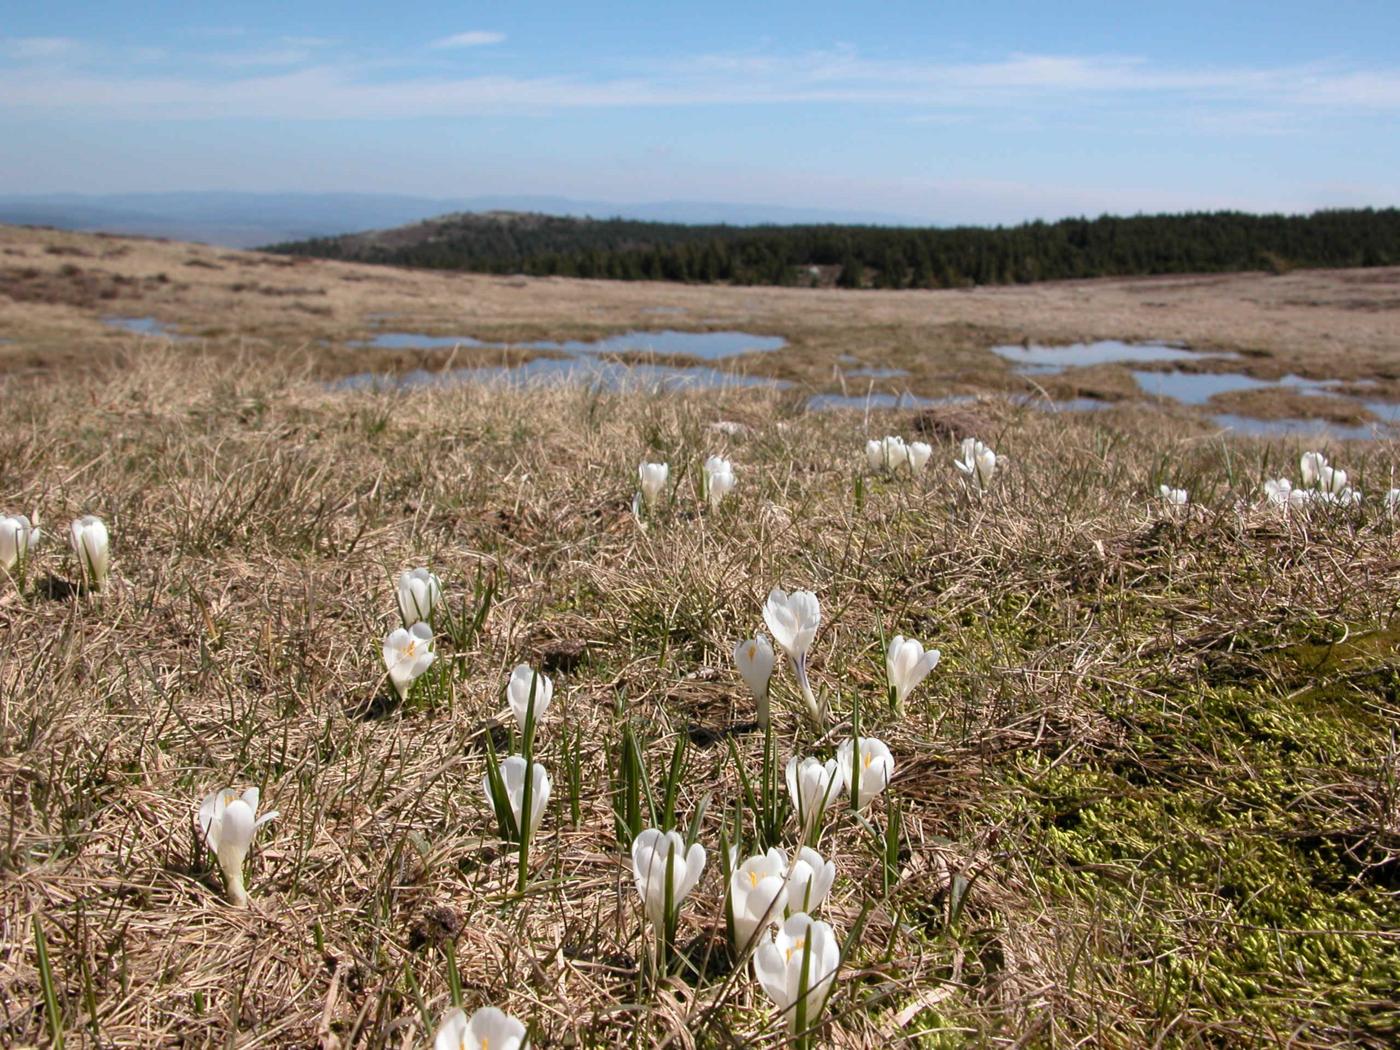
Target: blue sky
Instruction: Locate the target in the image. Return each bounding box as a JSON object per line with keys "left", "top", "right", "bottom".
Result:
{"left": 2, "top": 1, "right": 1398, "bottom": 223}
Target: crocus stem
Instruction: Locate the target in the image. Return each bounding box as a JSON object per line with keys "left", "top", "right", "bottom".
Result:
{"left": 219, "top": 853, "right": 248, "bottom": 907}
{"left": 794, "top": 656, "right": 823, "bottom": 725}
{"left": 756, "top": 689, "right": 770, "bottom": 733}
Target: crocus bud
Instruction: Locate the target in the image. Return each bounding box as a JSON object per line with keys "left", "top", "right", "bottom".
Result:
{"left": 631, "top": 828, "right": 706, "bottom": 929}
{"left": 908, "top": 441, "right": 933, "bottom": 474}
{"left": 484, "top": 755, "right": 551, "bottom": 838}
{"left": 198, "top": 787, "right": 278, "bottom": 907}
{"left": 396, "top": 568, "right": 442, "bottom": 626}
{"left": 787, "top": 846, "right": 836, "bottom": 915}
{"left": 864, "top": 439, "right": 883, "bottom": 471}
{"left": 638, "top": 461, "right": 669, "bottom": 509}
{"left": 704, "top": 456, "right": 736, "bottom": 509}
{"left": 785, "top": 756, "right": 842, "bottom": 842}
{"left": 1159, "top": 485, "right": 1188, "bottom": 506}
{"left": 1300, "top": 451, "right": 1327, "bottom": 488}
{"left": 382, "top": 622, "right": 435, "bottom": 699}
{"left": 0, "top": 514, "right": 39, "bottom": 572}
{"left": 733, "top": 634, "right": 776, "bottom": 728}
{"left": 507, "top": 663, "right": 553, "bottom": 733}
{"left": 763, "top": 587, "right": 823, "bottom": 723}
{"left": 70, "top": 515, "right": 110, "bottom": 589}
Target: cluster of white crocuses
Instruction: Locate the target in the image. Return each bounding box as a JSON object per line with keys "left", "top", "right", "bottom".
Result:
{"left": 725, "top": 585, "right": 917, "bottom": 1033}
{"left": 0, "top": 511, "right": 111, "bottom": 590}
{"left": 382, "top": 568, "right": 442, "bottom": 700}
{"left": 865, "top": 435, "right": 933, "bottom": 475}
{"left": 1159, "top": 484, "right": 1188, "bottom": 507}
{"left": 729, "top": 847, "right": 841, "bottom": 1034}
{"left": 482, "top": 663, "right": 555, "bottom": 851}
{"left": 954, "top": 438, "right": 999, "bottom": 491}
{"left": 634, "top": 455, "right": 738, "bottom": 522}
{"left": 1265, "top": 451, "right": 1362, "bottom": 508}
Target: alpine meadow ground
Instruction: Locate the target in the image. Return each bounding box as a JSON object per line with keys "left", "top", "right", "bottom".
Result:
{"left": 1, "top": 346, "right": 1398, "bottom": 1047}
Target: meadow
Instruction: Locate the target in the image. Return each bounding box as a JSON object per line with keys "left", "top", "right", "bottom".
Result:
{"left": 1, "top": 228, "right": 1399, "bottom": 1047}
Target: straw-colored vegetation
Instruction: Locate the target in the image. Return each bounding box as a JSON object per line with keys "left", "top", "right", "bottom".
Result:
{"left": 2, "top": 338, "right": 1398, "bottom": 1046}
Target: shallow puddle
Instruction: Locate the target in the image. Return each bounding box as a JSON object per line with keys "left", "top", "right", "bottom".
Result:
{"left": 992, "top": 339, "right": 1234, "bottom": 373}
{"left": 103, "top": 315, "right": 184, "bottom": 338}
{"left": 1211, "top": 414, "right": 1382, "bottom": 442}
{"left": 351, "top": 328, "right": 785, "bottom": 360}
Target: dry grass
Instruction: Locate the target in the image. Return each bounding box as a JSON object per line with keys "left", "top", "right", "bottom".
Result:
{"left": 2, "top": 344, "right": 1399, "bottom": 1047}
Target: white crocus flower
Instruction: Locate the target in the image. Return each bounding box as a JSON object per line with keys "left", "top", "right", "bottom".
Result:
{"left": 880, "top": 435, "right": 908, "bottom": 471}
{"left": 69, "top": 515, "right": 110, "bottom": 590}
{"left": 382, "top": 622, "right": 435, "bottom": 699}
{"left": 785, "top": 756, "right": 843, "bottom": 843}
{"left": 733, "top": 634, "right": 777, "bottom": 729}
{"left": 864, "top": 439, "right": 883, "bottom": 471}
{"left": 1300, "top": 451, "right": 1328, "bottom": 489}
{"left": 753, "top": 912, "right": 842, "bottom": 1035}
{"left": 955, "top": 438, "right": 997, "bottom": 489}
{"left": 396, "top": 568, "right": 442, "bottom": 626}
{"left": 787, "top": 846, "right": 837, "bottom": 915}
{"left": 762, "top": 587, "right": 824, "bottom": 723}
{"left": 483, "top": 755, "right": 551, "bottom": 839}
{"left": 1264, "top": 478, "right": 1308, "bottom": 508}
{"left": 1318, "top": 486, "right": 1362, "bottom": 506}
{"left": 729, "top": 847, "right": 789, "bottom": 952}
{"left": 885, "top": 635, "right": 940, "bottom": 711}
{"left": 704, "top": 456, "right": 737, "bottom": 509}
{"left": 0, "top": 514, "right": 40, "bottom": 572}
{"left": 1159, "top": 485, "right": 1188, "bottom": 507}
{"left": 507, "top": 663, "right": 554, "bottom": 733}
{"left": 907, "top": 441, "right": 933, "bottom": 475}
{"left": 1317, "top": 465, "right": 1349, "bottom": 496}
{"left": 631, "top": 828, "right": 706, "bottom": 929}
{"left": 638, "top": 461, "right": 670, "bottom": 509}
{"left": 433, "top": 1006, "right": 527, "bottom": 1050}
{"left": 1387, "top": 488, "right": 1400, "bottom": 514}
{"left": 838, "top": 737, "right": 895, "bottom": 811}
{"left": 198, "top": 787, "right": 279, "bottom": 907}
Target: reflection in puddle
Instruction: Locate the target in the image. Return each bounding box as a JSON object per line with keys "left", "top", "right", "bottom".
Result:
{"left": 844, "top": 367, "right": 910, "bottom": 378}
{"left": 993, "top": 340, "right": 1234, "bottom": 373}
{"left": 352, "top": 328, "right": 785, "bottom": 360}
{"left": 1131, "top": 369, "right": 1280, "bottom": 405}
{"left": 1211, "top": 414, "right": 1381, "bottom": 442}
{"left": 103, "top": 315, "right": 184, "bottom": 338}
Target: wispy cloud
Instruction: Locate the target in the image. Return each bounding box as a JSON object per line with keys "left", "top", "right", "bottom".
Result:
{"left": 1, "top": 46, "right": 1398, "bottom": 123}
{"left": 429, "top": 31, "right": 506, "bottom": 50}
{"left": 211, "top": 48, "right": 314, "bottom": 69}
{"left": 1, "top": 36, "right": 83, "bottom": 60}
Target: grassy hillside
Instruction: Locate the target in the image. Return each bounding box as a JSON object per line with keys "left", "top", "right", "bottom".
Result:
{"left": 267, "top": 208, "right": 1400, "bottom": 288}
{"left": 2, "top": 349, "right": 1397, "bottom": 1046}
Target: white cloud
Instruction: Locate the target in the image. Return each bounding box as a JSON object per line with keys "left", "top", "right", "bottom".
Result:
{"left": 430, "top": 31, "right": 506, "bottom": 50}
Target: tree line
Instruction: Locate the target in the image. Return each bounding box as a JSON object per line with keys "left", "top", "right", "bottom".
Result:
{"left": 268, "top": 208, "right": 1400, "bottom": 288}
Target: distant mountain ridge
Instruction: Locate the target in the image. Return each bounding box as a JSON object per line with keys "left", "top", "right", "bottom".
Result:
{"left": 0, "top": 191, "right": 919, "bottom": 248}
